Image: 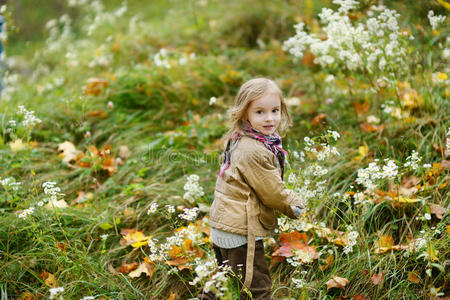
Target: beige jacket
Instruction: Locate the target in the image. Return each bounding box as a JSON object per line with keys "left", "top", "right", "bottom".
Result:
{"left": 209, "top": 135, "right": 304, "bottom": 288}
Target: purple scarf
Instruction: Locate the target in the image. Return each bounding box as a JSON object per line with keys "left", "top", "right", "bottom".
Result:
{"left": 218, "top": 122, "right": 288, "bottom": 178}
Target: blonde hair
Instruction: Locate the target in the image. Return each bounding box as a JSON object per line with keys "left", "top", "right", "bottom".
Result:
{"left": 221, "top": 78, "right": 293, "bottom": 148}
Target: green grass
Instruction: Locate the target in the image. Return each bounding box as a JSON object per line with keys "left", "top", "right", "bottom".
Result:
{"left": 0, "top": 0, "right": 449, "bottom": 299}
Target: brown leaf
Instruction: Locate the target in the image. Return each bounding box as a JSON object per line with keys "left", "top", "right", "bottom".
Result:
{"left": 326, "top": 276, "right": 349, "bottom": 290}
{"left": 167, "top": 292, "right": 178, "bottom": 300}
{"left": 353, "top": 295, "right": 371, "bottom": 300}
{"left": 429, "top": 204, "right": 446, "bottom": 219}
{"left": 353, "top": 102, "right": 370, "bottom": 115}
{"left": 302, "top": 51, "right": 316, "bottom": 67}
{"left": 408, "top": 271, "right": 420, "bottom": 283}
{"left": 83, "top": 77, "right": 108, "bottom": 95}
{"left": 319, "top": 254, "right": 334, "bottom": 271}
{"left": 398, "top": 176, "right": 420, "bottom": 197}
{"left": 44, "top": 273, "right": 58, "bottom": 288}
{"left": 360, "top": 123, "right": 385, "bottom": 132}
{"left": 87, "top": 110, "right": 108, "bottom": 118}
{"left": 20, "top": 292, "right": 36, "bottom": 300}
{"left": 312, "top": 113, "right": 327, "bottom": 125}
{"left": 117, "top": 262, "right": 139, "bottom": 274}
{"left": 371, "top": 272, "right": 385, "bottom": 285}
{"left": 128, "top": 261, "right": 155, "bottom": 278}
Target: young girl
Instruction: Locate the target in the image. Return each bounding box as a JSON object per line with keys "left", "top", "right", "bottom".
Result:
{"left": 201, "top": 78, "right": 306, "bottom": 299}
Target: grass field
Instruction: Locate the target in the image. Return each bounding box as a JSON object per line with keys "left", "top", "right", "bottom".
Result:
{"left": 0, "top": 0, "right": 449, "bottom": 299}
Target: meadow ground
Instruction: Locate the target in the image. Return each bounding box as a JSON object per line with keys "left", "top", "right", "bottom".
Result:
{"left": 0, "top": 0, "right": 449, "bottom": 299}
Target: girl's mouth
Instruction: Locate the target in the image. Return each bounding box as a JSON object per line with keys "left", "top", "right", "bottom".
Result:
{"left": 263, "top": 125, "right": 274, "bottom": 130}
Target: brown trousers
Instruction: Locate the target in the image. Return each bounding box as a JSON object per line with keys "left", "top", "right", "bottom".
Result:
{"left": 197, "top": 241, "right": 272, "bottom": 300}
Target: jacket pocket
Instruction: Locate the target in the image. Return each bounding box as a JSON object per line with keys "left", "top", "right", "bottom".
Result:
{"left": 258, "top": 202, "right": 277, "bottom": 230}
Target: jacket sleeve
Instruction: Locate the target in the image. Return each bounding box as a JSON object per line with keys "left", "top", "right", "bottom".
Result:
{"left": 236, "top": 148, "right": 305, "bottom": 219}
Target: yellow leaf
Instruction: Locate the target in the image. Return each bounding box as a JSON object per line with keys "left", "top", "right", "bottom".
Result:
{"left": 45, "top": 198, "right": 68, "bottom": 210}
{"left": 373, "top": 235, "right": 394, "bottom": 253}
{"left": 354, "top": 142, "right": 369, "bottom": 162}
{"left": 395, "top": 196, "right": 421, "bottom": 203}
{"left": 437, "top": 0, "right": 450, "bottom": 10}
{"left": 408, "top": 271, "right": 420, "bottom": 283}
{"left": 426, "top": 244, "right": 439, "bottom": 261}
{"left": 44, "top": 273, "right": 58, "bottom": 288}
{"left": 10, "top": 139, "right": 26, "bottom": 152}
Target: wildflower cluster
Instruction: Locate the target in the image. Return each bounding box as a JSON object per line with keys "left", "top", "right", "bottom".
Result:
{"left": 427, "top": 10, "right": 446, "bottom": 31}
{"left": 0, "top": 176, "right": 21, "bottom": 191}
{"left": 356, "top": 159, "right": 399, "bottom": 191}
{"left": 283, "top": 1, "right": 413, "bottom": 75}
{"left": 183, "top": 174, "right": 205, "bottom": 203}
{"left": 17, "top": 181, "right": 64, "bottom": 219}
{"left": 153, "top": 48, "right": 196, "bottom": 69}
{"left": 179, "top": 207, "right": 199, "bottom": 221}
{"left": 404, "top": 150, "right": 422, "bottom": 170}
{"left": 17, "top": 105, "right": 42, "bottom": 128}
{"left": 343, "top": 225, "right": 359, "bottom": 254}
{"left": 189, "top": 257, "right": 231, "bottom": 297}
{"left": 49, "top": 286, "right": 64, "bottom": 300}
{"left": 291, "top": 270, "right": 308, "bottom": 288}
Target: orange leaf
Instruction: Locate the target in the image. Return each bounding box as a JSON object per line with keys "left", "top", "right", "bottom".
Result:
{"left": 360, "top": 123, "right": 385, "bottom": 132}
{"left": 319, "top": 254, "right": 334, "bottom": 271}
{"left": 20, "top": 292, "right": 36, "bottom": 300}
{"left": 302, "top": 51, "right": 316, "bottom": 67}
{"left": 312, "top": 113, "right": 327, "bottom": 125}
{"left": 83, "top": 77, "right": 108, "bottom": 95}
{"left": 55, "top": 239, "right": 67, "bottom": 252}
{"left": 408, "top": 271, "right": 420, "bottom": 283}
{"left": 353, "top": 102, "right": 370, "bottom": 115}
{"left": 117, "top": 262, "right": 139, "bottom": 274}
{"left": 353, "top": 295, "right": 370, "bottom": 300}
{"left": 326, "top": 276, "right": 349, "bottom": 290}
{"left": 167, "top": 292, "right": 178, "bottom": 300}
{"left": 87, "top": 110, "right": 108, "bottom": 118}
{"left": 371, "top": 272, "right": 385, "bottom": 285}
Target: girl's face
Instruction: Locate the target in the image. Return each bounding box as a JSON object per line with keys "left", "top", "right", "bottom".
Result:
{"left": 245, "top": 92, "right": 281, "bottom": 136}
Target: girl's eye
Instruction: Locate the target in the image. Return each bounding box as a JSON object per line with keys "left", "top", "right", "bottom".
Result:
{"left": 256, "top": 110, "right": 263, "bottom": 114}
{"left": 272, "top": 109, "right": 279, "bottom": 113}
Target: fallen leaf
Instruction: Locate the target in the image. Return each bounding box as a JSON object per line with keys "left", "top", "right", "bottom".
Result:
{"left": 20, "top": 292, "right": 36, "bottom": 300}
{"left": 372, "top": 235, "right": 394, "bottom": 253}
{"left": 167, "top": 292, "right": 178, "bottom": 300}
{"left": 129, "top": 261, "right": 155, "bottom": 278}
{"left": 354, "top": 142, "right": 369, "bottom": 162}
{"left": 319, "top": 254, "right": 334, "bottom": 271}
{"left": 44, "top": 273, "right": 58, "bottom": 288}
{"left": 10, "top": 139, "right": 26, "bottom": 152}
{"left": 371, "top": 272, "right": 385, "bottom": 285}
{"left": 120, "top": 229, "right": 151, "bottom": 248}
{"left": 312, "top": 113, "right": 327, "bottom": 125}
{"left": 326, "top": 276, "right": 349, "bottom": 290}
{"left": 87, "top": 110, "right": 108, "bottom": 118}
{"left": 353, "top": 102, "right": 370, "bottom": 115}
{"left": 426, "top": 244, "right": 439, "bottom": 261}
{"left": 360, "top": 123, "right": 385, "bottom": 132}
{"left": 408, "top": 271, "right": 420, "bottom": 283}
{"left": 58, "top": 141, "right": 82, "bottom": 165}
{"left": 117, "top": 262, "right": 139, "bottom": 274}
{"left": 353, "top": 295, "right": 370, "bottom": 300}
{"left": 302, "top": 51, "right": 316, "bottom": 67}
{"left": 398, "top": 176, "right": 420, "bottom": 197}
{"left": 83, "top": 77, "right": 108, "bottom": 95}
{"left": 429, "top": 204, "right": 446, "bottom": 219}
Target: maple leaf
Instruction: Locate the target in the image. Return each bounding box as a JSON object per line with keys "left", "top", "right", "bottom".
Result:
{"left": 326, "top": 276, "right": 349, "bottom": 290}
{"left": 272, "top": 231, "right": 318, "bottom": 263}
